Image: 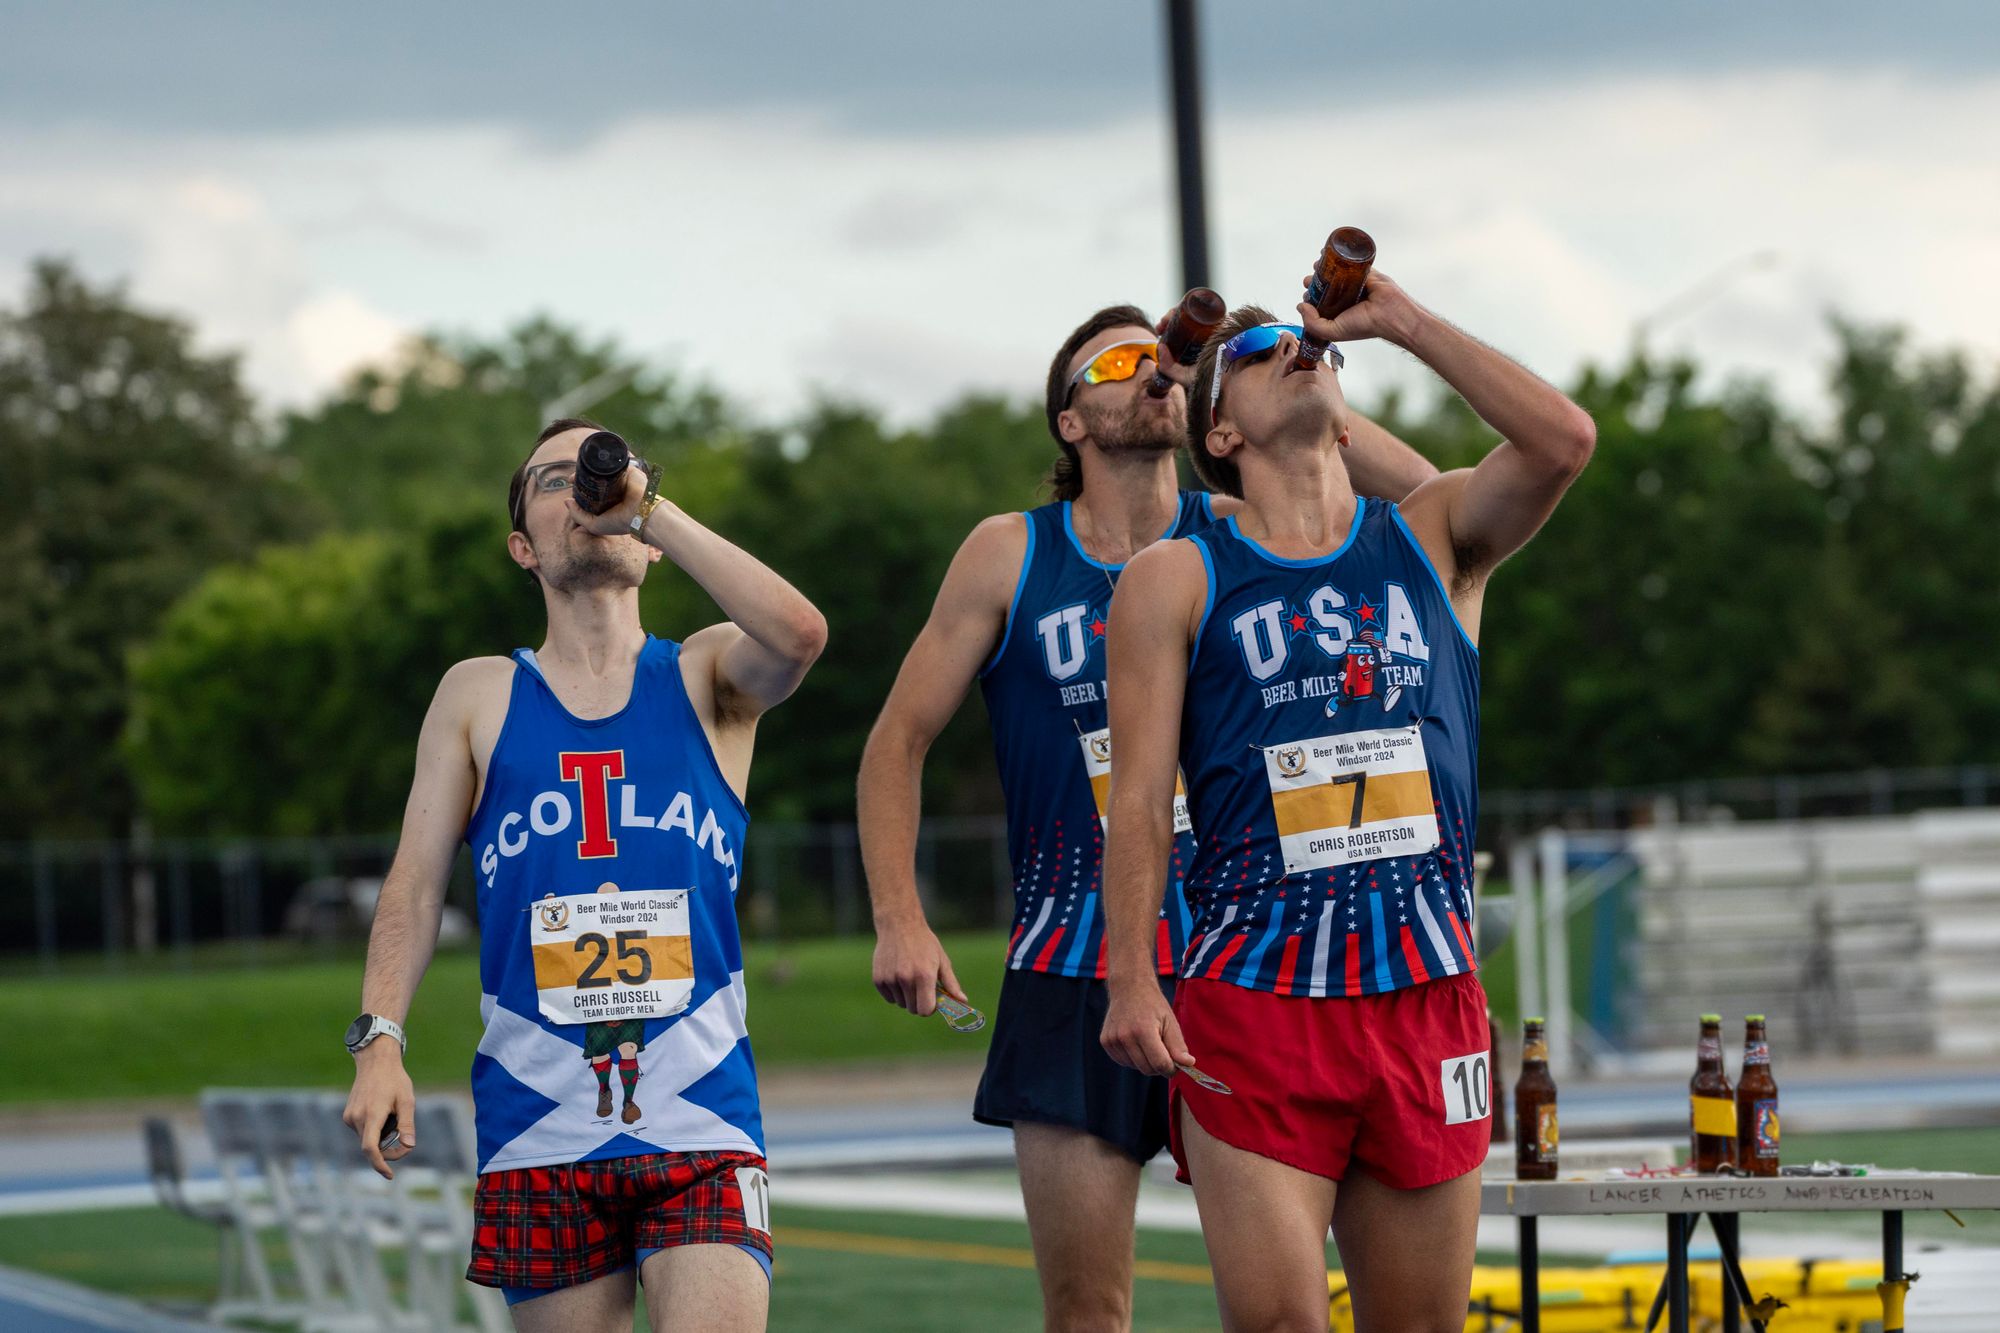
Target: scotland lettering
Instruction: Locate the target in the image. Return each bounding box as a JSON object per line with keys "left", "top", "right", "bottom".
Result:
{"left": 477, "top": 748, "right": 739, "bottom": 891}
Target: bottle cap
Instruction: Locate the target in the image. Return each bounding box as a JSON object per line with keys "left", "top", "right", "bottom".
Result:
{"left": 1700, "top": 1013, "right": 1721, "bottom": 1024}
{"left": 1525, "top": 1016, "right": 1545, "bottom": 1025}
{"left": 1746, "top": 1013, "right": 1765, "bottom": 1023}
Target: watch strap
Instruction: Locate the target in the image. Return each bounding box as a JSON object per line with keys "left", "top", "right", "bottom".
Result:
{"left": 629, "top": 460, "right": 665, "bottom": 536}
{"left": 349, "top": 1013, "right": 407, "bottom": 1055}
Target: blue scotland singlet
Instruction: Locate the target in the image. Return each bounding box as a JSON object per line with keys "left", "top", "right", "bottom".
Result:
{"left": 1178, "top": 500, "right": 1480, "bottom": 996}
{"left": 463, "top": 636, "right": 761, "bottom": 1173}
{"left": 979, "top": 494, "right": 1211, "bottom": 979}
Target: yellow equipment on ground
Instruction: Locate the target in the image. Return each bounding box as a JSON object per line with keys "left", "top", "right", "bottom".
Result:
{"left": 1329, "top": 1257, "right": 1884, "bottom": 1331}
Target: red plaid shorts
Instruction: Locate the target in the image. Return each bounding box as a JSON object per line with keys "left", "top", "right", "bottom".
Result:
{"left": 467, "top": 1151, "right": 772, "bottom": 1291}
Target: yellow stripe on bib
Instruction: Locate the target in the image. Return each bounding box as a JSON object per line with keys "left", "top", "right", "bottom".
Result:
{"left": 532, "top": 936, "right": 694, "bottom": 990}
{"left": 1270, "top": 768, "right": 1433, "bottom": 837}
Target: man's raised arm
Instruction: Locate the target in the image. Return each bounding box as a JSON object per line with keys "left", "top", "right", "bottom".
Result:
{"left": 1097, "top": 541, "right": 1204, "bottom": 1077}
{"left": 1306, "top": 273, "right": 1595, "bottom": 579}
{"left": 857, "top": 515, "right": 1022, "bottom": 1016}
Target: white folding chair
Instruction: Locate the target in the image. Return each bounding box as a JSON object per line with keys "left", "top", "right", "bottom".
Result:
{"left": 379, "top": 1095, "right": 508, "bottom": 1333}
{"left": 199, "top": 1090, "right": 304, "bottom": 1323}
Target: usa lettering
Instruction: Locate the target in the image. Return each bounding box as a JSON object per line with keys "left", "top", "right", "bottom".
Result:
{"left": 1035, "top": 604, "right": 1093, "bottom": 682}
{"left": 1231, "top": 582, "right": 1432, "bottom": 682}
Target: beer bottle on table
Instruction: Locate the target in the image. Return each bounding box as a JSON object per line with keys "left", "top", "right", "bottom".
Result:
{"left": 571, "top": 430, "right": 631, "bottom": 516}
{"left": 1689, "top": 1013, "right": 1737, "bottom": 1172}
{"left": 1514, "top": 1017, "right": 1558, "bottom": 1180}
{"left": 1736, "top": 1014, "right": 1780, "bottom": 1177}
{"left": 1294, "top": 226, "right": 1376, "bottom": 371}
{"left": 1488, "top": 1011, "right": 1509, "bottom": 1145}
{"left": 1146, "top": 287, "right": 1227, "bottom": 397}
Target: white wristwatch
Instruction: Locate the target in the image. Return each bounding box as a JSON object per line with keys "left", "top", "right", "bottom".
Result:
{"left": 344, "top": 1013, "right": 407, "bottom": 1056}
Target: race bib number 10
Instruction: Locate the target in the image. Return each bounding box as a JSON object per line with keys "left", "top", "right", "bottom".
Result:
{"left": 1263, "top": 725, "right": 1440, "bottom": 873}
{"left": 530, "top": 889, "right": 695, "bottom": 1026}
{"left": 1079, "top": 727, "right": 1192, "bottom": 835}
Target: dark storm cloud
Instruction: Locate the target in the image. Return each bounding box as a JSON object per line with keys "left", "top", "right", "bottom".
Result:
{"left": 2, "top": 1, "right": 1991, "bottom": 139}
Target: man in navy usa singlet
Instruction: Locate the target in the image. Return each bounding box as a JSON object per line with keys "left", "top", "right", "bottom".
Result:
{"left": 858, "top": 303, "right": 1435, "bottom": 1329}
{"left": 1099, "top": 271, "right": 1595, "bottom": 1331}
{"left": 342, "top": 419, "right": 826, "bottom": 1332}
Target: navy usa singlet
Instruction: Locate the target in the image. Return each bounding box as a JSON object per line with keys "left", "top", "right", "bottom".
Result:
{"left": 979, "top": 493, "right": 1213, "bottom": 978}
{"left": 463, "top": 636, "right": 761, "bottom": 1172}
{"left": 1178, "top": 500, "right": 1480, "bottom": 996}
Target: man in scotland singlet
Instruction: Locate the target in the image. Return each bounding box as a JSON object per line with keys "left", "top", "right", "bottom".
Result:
{"left": 857, "top": 303, "right": 1435, "bottom": 1328}
{"left": 341, "top": 419, "right": 826, "bottom": 1332}
{"left": 1099, "top": 274, "right": 1595, "bottom": 1331}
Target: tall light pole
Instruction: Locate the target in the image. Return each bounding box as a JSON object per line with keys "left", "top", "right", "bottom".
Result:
{"left": 1632, "top": 250, "right": 1780, "bottom": 349}
{"left": 1163, "top": 0, "right": 1212, "bottom": 293}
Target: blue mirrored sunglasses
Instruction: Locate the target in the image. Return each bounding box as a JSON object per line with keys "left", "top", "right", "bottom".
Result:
{"left": 1209, "top": 323, "right": 1344, "bottom": 416}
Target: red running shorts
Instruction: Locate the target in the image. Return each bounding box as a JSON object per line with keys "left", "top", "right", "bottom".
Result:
{"left": 1170, "top": 972, "right": 1493, "bottom": 1190}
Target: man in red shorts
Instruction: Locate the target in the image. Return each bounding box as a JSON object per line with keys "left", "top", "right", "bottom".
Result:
{"left": 1099, "top": 269, "right": 1594, "bottom": 1329}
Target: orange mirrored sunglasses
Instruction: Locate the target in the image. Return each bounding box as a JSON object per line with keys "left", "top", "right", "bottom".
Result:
{"left": 1063, "top": 339, "right": 1159, "bottom": 406}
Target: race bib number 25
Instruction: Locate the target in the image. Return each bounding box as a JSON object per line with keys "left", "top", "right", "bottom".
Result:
{"left": 1263, "top": 725, "right": 1440, "bottom": 873}
{"left": 530, "top": 889, "right": 694, "bottom": 1026}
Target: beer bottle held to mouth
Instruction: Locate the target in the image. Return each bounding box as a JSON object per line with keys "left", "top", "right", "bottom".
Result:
{"left": 1147, "top": 287, "right": 1228, "bottom": 398}
{"left": 572, "top": 431, "right": 631, "bottom": 516}
{"left": 1689, "top": 1013, "right": 1737, "bottom": 1173}
{"left": 1295, "top": 227, "right": 1376, "bottom": 371}
{"left": 1514, "top": 1017, "right": 1558, "bottom": 1180}
{"left": 1736, "top": 1014, "right": 1780, "bottom": 1177}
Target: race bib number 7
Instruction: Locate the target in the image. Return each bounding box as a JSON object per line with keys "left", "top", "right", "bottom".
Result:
{"left": 1079, "top": 727, "right": 1192, "bottom": 835}
{"left": 530, "top": 889, "right": 695, "bottom": 1026}
{"left": 1263, "top": 725, "right": 1440, "bottom": 873}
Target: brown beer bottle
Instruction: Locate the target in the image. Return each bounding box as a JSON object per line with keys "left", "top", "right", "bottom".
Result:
{"left": 571, "top": 430, "right": 631, "bottom": 516}
{"left": 1514, "top": 1017, "right": 1558, "bottom": 1180}
{"left": 1735, "top": 1015, "right": 1780, "bottom": 1177}
{"left": 1294, "top": 227, "right": 1376, "bottom": 370}
{"left": 1147, "top": 287, "right": 1228, "bottom": 397}
{"left": 1488, "top": 1011, "right": 1509, "bottom": 1145}
{"left": 1689, "top": 1013, "right": 1737, "bottom": 1172}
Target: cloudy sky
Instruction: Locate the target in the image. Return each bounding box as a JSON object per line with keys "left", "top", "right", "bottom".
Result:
{"left": 3, "top": 2, "right": 1994, "bottom": 427}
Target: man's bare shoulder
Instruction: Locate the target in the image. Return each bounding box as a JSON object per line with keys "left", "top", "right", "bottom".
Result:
{"left": 1119, "top": 537, "right": 1207, "bottom": 602}
{"left": 437, "top": 655, "right": 517, "bottom": 720}
{"left": 1391, "top": 469, "right": 1477, "bottom": 586}
{"left": 962, "top": 511, "right": 1029, "bottom": 567}
{"left": 939, "top": 511, "right": 1030, "bottom": 609}
{"left": 1394, "top": 469, "right": 1471, "bottom": 530}
{"left": 1202, "top": 493, "right": 1244, "bottom": 519}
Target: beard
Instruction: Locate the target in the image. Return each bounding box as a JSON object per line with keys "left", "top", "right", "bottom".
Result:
{"left": 539, "top": 530, "right": 648, "bottom": 593}
{"left": 1079, "top": 393, "right": 1183, "bottom": 457}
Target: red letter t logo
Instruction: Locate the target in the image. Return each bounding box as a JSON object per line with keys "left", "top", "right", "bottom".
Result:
{"left": 559, "top": 751, "right": 625, "bottom": 859}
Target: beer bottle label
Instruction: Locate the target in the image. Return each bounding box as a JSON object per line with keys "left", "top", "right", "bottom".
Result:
{"left": 1697, "top": 1035, "right": 1721, "bottom": 1061}
{"left": 1691, "top": 1095, "right": 1736, "bottom": 1137}
{"left": 1744, "top": 1041, "right": 1770, "bottom": 1066}
{"left": 1535, "top": 1105, "right": 1559, "bottom": 1162}
{"left": 1753, "top": 1100, "right": 1780, "bottom": 1158}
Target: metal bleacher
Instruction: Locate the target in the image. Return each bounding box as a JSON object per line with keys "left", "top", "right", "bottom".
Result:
{"left": 1620, "top": 809, "right": 2000, "bottom": 1057}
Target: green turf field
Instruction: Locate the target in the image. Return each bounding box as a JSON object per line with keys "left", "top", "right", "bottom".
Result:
{"left": 0, "top": 1199, "right": 1563, "bottom": 1332}
{"left": 0, "top": 932, "right": 1009, "bottom": 1105}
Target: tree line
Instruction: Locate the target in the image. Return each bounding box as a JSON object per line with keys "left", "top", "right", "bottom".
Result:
{"left": 4, "top": 258, "right": 1994, "bottom": 840}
